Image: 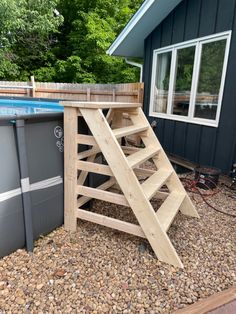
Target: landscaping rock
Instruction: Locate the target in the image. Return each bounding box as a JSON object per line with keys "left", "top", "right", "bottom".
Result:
{"left": 0, "top": 174, "right": 235, "bottom": 312}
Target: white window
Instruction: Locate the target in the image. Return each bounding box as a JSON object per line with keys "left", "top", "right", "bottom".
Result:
{"left": 149, "top": 31, "right": 232, "bottom": 127}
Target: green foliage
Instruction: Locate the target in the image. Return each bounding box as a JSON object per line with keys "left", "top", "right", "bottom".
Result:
{"left": 175, "top": 47, "right": 195, "bottom": 92}
{"left": 169, "top": 42, "right": 226, "bottom": 96}
{"left": 0, "top": 51, "right": 20, "bottom": 80}
{"left": 0, "top": 0, "right": 22, "bottom": 47}
{"left": 0, "top": 0, "right": 63, "bottom": 80}
{"left": 0, "top": 0, "right": 143, "bottom": 83}
{"left": 55, "top": 0, "right": 142, "bottom": 83}
{"left": 198, "top": 40, "right": 226, "bottom": 94}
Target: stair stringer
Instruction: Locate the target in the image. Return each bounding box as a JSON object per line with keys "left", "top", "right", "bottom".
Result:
{"left": 80, "top": 108, "right": 183, "bottom": 268}
{"left": 129, "top": 108, "right": 199, "bottom": 219}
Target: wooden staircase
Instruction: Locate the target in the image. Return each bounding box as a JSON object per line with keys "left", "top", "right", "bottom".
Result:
{"left": 62, "top": 101, "right": 199, "bottom": 268}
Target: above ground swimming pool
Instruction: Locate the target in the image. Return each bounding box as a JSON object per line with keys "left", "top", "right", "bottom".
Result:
{"left": 0, "top": 97, "right": 103, "bottom": 258}
{"left": 0, "top": 98, "right": 63, "bottom": 115}
{"left": 0, "top": 97, "right": 65, "bottom": 258}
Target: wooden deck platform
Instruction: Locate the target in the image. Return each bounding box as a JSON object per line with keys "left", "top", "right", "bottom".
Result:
{"left": 173, "top": 286, "right": 236, "bottom": 314}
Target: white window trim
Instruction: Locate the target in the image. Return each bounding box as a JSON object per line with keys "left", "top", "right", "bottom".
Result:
{"left": 149, "top": 31, "right": 232, "bottom": 127}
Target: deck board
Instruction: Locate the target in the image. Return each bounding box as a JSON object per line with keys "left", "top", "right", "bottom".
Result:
{"left": 173, "top": 286, "right": 236, "bottom": 314}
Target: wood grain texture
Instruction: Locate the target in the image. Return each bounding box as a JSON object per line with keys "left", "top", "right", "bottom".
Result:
{"left": 63, "top": 100, "right": 200, "bottom": 267}
{"left": 77, "top": 178, "right": 115, "bottom": 208}
{"left": 77, "top": 185, "right": 129, "bottom": 207}
{"left": 129, "top": 108, "right": 199, "bottom": 219}
{"left": 173, "top": 286, "right": 236, "bottom": 314}
{"left": 80, "top": 107, "right": 184, "bottom": 268}
{"left": 64, "top": 107, "right": 78, "bottom": 231}
{"left": 61, "top": 101, "right": 142, "bottom": 109}
{"left": 76, "top": 209, "right": 146, "bottom": 238}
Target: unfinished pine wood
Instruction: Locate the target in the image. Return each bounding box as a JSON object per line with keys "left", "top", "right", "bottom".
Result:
{"left": 118, "top": 107, "right": 141, "bottom": 145}
{"left": 77, "top": 134, "right": 97, "bottom": 146}
{"left": 127, "top": 146, "right": 160, "bottom": 168}
{"left": 110, "top": 178, "right": 170, "bottom": 200}
{"left": 121, "top": 146, "right": 140, "bottom": 154}
{"left": 113, "top": 124, "right": 148, "bottom": 138}
{"left": 62, "top": 101, "right": 142, "bottom": 109}
{"left": 76, "top": 209, "right": 146, "bottom": 238}
{"left": 63, "top": 100, "right": 199, "bottom": 268}
{"left": 110, "top": 181, "right": 169, "bottom": 200}
{"left": 77, "top": 109, "right": 116, "bottom": 186}
{"left": 133, "top": 167, "right": 156, "bottom": 177}
{"left": 80, "top": 108, "right": 183, "bottom": 268}
{"left": 77, "top": 185, "right": 129, "bottom": 207}
{"left": 77, "top": 160, "right": 113, "bottom": 176}
{"left": 111, "top": 110, "right": 123, "bottom": 130}
{"left": 77, "top": 153, "right": 98, "bottom": 185}
{"left": 111, "top": 110, "right": 124, "bottom": 145}
{"left": 77, "top": 178, "right": 115, "bottom": 208}
{"left": 129, "top": 108, "right": 199, "bottom": 219}
{"left": 156, "top": 192, "right": 185, "bottom": 232}
{"left": 77, "top": 147, "right": 100, "bottom": 160}
{"left": 77, "top": 130, "right": 145, "bottom": 147}
{"left": 141, "top": 169, "right": 173, "bottom": 200}
{"left": 173, "top": 286, "right": 236, "bottom": 314}
{"left": 114, "top": 108, "right": 139, "bottom": 114}
{"left": 64, "top": 107, "right": 78, "bottom": 231}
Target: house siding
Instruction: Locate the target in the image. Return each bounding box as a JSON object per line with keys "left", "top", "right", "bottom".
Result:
{"left": 143, "top": 0, "right": 236, "bottom": 173}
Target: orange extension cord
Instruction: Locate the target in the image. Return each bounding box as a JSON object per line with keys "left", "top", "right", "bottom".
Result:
{"left": 181, "top": 175, "right": 236, "bottom": 218}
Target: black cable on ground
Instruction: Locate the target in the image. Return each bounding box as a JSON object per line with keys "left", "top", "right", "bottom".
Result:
{"left": 181, "top": 175, "right": 236, "bottom": 218}
{"left": 127, "top": 142, "right": 236, "bottom": 217}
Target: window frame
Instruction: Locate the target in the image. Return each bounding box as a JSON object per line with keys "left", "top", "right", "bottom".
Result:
{"left": 149, "top": 31, "right": 232, "bottom": 127}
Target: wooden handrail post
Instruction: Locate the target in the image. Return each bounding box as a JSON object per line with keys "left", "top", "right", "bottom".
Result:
{"left": 64, "top": 107, "right": 78, "bottom": 231}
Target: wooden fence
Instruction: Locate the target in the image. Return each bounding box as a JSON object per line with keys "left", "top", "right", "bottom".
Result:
{"left": 0, "top": 77, "right": 143, "bottom": 144}
{"left": 0, "top": 76, "right": 144, "bottom": 104}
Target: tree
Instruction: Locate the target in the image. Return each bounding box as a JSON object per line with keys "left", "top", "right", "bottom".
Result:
{"left": 0, "top": 0, "right": 143, "bottom": 83}
{"left": 0, "top": 0, "right": 63, "bottom": 80}
{"left": 51, "top": 0, "right": 143, "bottom": 83}
{"left": 0, "top": 0, "right": 23, "bottom": 79}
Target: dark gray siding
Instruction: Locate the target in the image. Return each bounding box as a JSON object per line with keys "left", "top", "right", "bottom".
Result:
{"left": 143, "top": 0, "right": 236, "bottom": 173}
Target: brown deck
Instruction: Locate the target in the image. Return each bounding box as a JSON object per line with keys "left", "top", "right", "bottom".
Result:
{"left": 173, "top": 286, "right": 236, "bottom": 314}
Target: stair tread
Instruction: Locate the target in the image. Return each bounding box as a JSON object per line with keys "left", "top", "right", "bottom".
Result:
{"left": 156, "top": 192, "right": 185, "bottom": 232}
{"left": 113, "top": 124, "right": 148, "bottom": 138}
{"left": 127, "top": 146, "right": 160, "bottom": 168}
{"left": 142, "top": 168, "right": 173, "bottom": 200}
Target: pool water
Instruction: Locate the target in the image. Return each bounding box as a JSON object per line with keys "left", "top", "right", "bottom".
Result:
{"left": 0, "top": 99, "right": 63, "bottom": 115}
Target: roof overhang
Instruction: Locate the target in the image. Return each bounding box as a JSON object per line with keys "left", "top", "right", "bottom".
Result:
{"left": 107, "top": 0, "right": 182, "bottom": 58}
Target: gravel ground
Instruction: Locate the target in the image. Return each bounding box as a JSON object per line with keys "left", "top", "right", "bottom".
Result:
{"left": 0, "top": 176, "right": 235, "bottom": 313}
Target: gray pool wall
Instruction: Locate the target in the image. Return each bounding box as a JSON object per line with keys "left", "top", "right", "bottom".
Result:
{"left": 0, "top": 112, "right": 64, "bottom": 257}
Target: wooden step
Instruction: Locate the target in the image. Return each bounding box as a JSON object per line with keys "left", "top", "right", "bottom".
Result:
{"left": 127, "top": 146, "right": 160, "bottom": 168}
{"left": 76, "top": 209, "right": 146, "bottom": 238}
{"left": 77, "top": 147, "right": 100, "bottom": 160}
{"left": 77, "top": 134, "right": 97, "bottom": 146}
{"left": 77, "top": 178, "right": 115, "bottom": 208}
{"left": 77, "top": 185, "right": 129, "bottom": 207}
{"left": 156, "top": 192, "right": 185, "bottom": 232}
{"left": 121, "top": 145, "right": 140, "bottom": 155}
{"left": 142, "top": 168, "right": 173, "bottom": 200}
{"left": 77, "top": 160, "right": 113, "bottom": 176}
{"left": 113, "top": 124, "right": 149, "bottom": 138}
